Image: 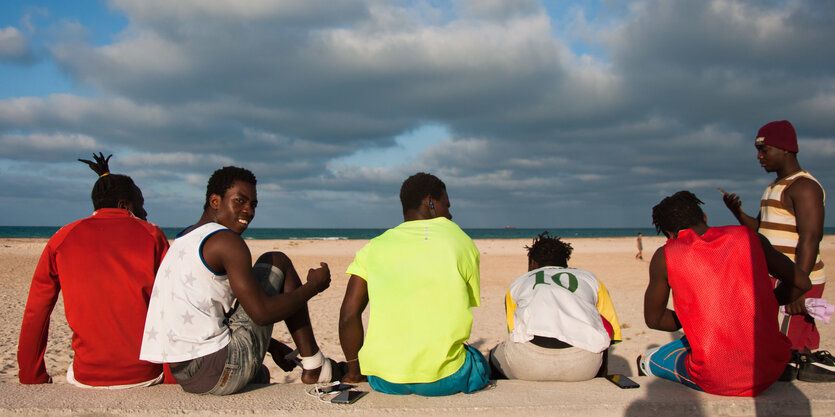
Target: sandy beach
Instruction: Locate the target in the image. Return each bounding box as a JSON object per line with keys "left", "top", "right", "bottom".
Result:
{"left": 2, "top": 234, "right": 834, "bottom": 387}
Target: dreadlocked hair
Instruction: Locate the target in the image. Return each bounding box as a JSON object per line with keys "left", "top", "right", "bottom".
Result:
{"left": 204, "top": 166, "right": 257, "bottom": 209}
{"left": 399, "top": 172, "right": 446, "bottom": 215}
{"left": 526, "top": 231, "right": 572, "bottom": 267}
{"left": 78, "top": 152, "right": 139, "bottom": 210}
{"left": 651, "top": 191, "right": 705, "bottom": 236}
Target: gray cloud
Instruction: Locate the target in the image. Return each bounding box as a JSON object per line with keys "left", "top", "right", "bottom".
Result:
{"left": 0, "top": 26, "right": 34, "bottom": 63}
{"left": 0, "top": 0, "right": 833, "bottom": 229}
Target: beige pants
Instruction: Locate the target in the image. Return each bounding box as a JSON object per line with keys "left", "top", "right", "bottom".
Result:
{"left": 490, "top": 340, "right": 602, "bottom": 381}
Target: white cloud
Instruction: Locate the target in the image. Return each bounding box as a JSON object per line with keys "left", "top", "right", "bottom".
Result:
{"left": 119, "top": 152, "right": 235, "bottom": 167}
{"left": 0, "top": 133, "right": 99, "bottom": 161}
{"left": 0, "top": 26, "right": 31, "bottom": 62}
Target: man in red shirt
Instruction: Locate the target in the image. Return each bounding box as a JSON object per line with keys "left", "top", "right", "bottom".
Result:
{"left": 639, "top": 191, "right": 811, "bottom": 396}
{"left": 18, "top": 153, "right": 170, "bottom": 387}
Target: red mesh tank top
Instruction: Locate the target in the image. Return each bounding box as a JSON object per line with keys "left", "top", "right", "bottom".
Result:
{"left": 665, "top": 226, "right": 791, "bottom": 396}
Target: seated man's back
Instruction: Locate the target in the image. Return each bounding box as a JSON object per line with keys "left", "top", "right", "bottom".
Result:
{"left": 348, "top": 216, "right": 480, "bottom": 383}
{"left": 490, "top": 232, "right": 621, "bottom": 381}
{"left": 339, "top": 172, "right": 490, "bottom": 396}
{"left": 640, "top": 191, "right": 811, "bottom": 396}
{"left": 664, "top": 225, "right": 790, "bottom": 394}
{"left": 19, "top": 153, "right": 168, "bottom": 387}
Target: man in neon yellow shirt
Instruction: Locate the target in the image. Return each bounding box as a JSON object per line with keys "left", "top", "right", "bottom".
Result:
{"left": 338, "top": 172, "right": 490, "bottom": 396}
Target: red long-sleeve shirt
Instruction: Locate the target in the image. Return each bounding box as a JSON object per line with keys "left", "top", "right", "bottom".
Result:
{"left": 18, "top": 208, "right": 169, "bottom": 386}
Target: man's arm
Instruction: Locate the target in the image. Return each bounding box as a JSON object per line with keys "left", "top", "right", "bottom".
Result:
{"left": 18, "top": 244, "right": 61, "bottom": 384}
{"left": 788, "top": 179, "right": 824, "bottom": 274}
{"left": 203, "top": 231, "right": 330, "bottom": 326}
{"left": 338, "top": 275, "right": 369, "bottom": 383}
{"left": 643, "top": 247, "right": 681, "bottom": 332}
{"left": 759, "top": 234, "right": 812, "bottom": 306}
{"left": 721, "top": 190, "right": 760, "bottom": 231}
{"left": 151, "top": 226, "right": 169, "bottom": 274}
{"left": 782, "top": 179, "right": 824, "bottom": 314}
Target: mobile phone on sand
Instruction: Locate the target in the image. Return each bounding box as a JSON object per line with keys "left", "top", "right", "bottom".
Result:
{"left": 606, "top": 374, "right": 640, "bottom": 389}
{"left": 319, "top": 383, "right": 356, "bottom": 394}
{"left": 331, "top": 390, "right": 367, "bottom": 404}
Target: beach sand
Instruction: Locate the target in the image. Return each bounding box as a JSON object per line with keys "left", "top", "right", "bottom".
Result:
{"left": 2, "top": 234, "right": 833, "bottom": 387}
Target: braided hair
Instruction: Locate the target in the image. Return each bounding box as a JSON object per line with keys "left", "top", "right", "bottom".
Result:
{"left": 78, "top": 153, "right": 143, "bottom": 217}
{"left": 526, "top": 231, "right": 573, "bottom": 267}
{"left": 204, "top": 166, "right": 257, "bottom": 209}
{"left": 399, "top": 172, "right": 446, "bottom": 215}
{"left": 651, "top": 191, "right": 705, "bottom": 237}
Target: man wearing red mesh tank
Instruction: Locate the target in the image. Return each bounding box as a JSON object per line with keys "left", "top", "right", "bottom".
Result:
{"left": 638, "top": 191, "right": 811, "bottom": 396}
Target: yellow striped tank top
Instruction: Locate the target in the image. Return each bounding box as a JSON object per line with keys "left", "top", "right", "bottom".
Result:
{"left": 759, "top": 170, "right": 826, "bottom": 284}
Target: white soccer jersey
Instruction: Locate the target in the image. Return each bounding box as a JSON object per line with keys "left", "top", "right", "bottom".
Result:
{"left": 505, "top": 266, "right": 620, "bottom": 353}
{"left": 140, "top": 223, "right": 234, "bottom": 363}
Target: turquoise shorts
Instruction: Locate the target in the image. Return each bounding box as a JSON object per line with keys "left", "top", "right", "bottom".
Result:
{"left": 640, "top": 336, "right": 702, "bottom": 391}
{"left": 367, "top": 345, "right": 491, "bottom": 396}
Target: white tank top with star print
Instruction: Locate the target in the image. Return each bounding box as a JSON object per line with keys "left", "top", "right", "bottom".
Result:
{"left": 140, "top": 222, "right": 234, "bottom": 363}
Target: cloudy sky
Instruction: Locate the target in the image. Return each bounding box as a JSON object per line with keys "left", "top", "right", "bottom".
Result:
{"left": 1, "top": 0, "right": 833, "bottom": 230}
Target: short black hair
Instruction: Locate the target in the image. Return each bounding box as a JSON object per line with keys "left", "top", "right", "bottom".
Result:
{"left": 399, "top": 172, "right": 446, "bottom": 215}
{"left": 526, "top": 231, "right": 572, "bottom": 268}
{"left": 78, "top": 153, "right": 140, "bottom": 210}
{"left": 204, "top": 166, "right": 257, "bottom": 209}
{"left": 651, "top": 191, "right": 705, "bottom": 237}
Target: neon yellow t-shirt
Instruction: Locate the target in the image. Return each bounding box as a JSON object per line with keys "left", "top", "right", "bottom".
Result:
{"left": 346, "top": 217, "right": 480, "bottom": 383}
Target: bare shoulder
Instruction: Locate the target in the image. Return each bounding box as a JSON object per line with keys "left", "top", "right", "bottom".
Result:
{"left": 648, "top": 246, "right": 667, "bottom": 277}
{"left": 650, "top": 246, "right": 666, "bottom": 262}
{"left": 787, "top": 177, "right": 824, "bottom": 201}
{"left": 198, "top": 230, "right": 250, "bottom": 275}
{"left": 204, "top": 229, "right": 247, "bottom": 250}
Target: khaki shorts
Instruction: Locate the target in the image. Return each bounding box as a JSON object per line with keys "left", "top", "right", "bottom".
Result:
{"left": 490, "top": 340, "right": 602, "bottom": 381}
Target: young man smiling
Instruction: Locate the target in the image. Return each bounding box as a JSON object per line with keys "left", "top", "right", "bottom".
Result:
{"left": 140, "top": 166, "right": 342, "bottom": 395}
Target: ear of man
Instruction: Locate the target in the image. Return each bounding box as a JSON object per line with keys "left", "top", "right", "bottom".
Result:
{"left": 209, "top": 193, "right": 222, "bottom": 210}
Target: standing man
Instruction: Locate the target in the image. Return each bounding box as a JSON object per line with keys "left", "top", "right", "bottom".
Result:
{"left": 641, "top": 191, "right": 812, "bottom": 396}
{"left": 338, "top": 172, "right": 490, "bottom": 396}
{"left": 19, "top": 153, "right": 170, "bottom": 388}
{"left": 489, "top": 231, "right": 621, "bottom": 381}
{"left": 140, "top": 166, "right": 341, "bottom": 395}
{"left": 722, "top": 120, "right": 832, "bottom": 381}
{"left": 635, "top": 233, "right": 644, "bottom": 260}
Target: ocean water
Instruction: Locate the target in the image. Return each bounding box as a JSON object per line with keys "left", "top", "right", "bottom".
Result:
{"left": 0, "top": 225, "right": 667, "bottom": 240}
{"left": 3, "top": 225, "right": 833, "bottom": 240}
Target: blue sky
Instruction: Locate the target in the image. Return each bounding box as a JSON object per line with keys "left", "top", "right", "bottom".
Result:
{"left": 1, "top": 0, "right": 833, "bottom": 229}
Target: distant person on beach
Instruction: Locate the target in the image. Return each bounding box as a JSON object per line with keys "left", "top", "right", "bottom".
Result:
{"left": 635, "top": 233, "right": 643, "bottom": 260}
{"left": 338, "top": 172, "right": 490, "bottom": 396}
{"left": 721, "top": 120, "right": 832, "bottom": 381}
{"left": 18, "top": 153, "right": 170, "bottom": 388}
{"left": 139, "top": 166, "right": 343, "bottom": 395}
{"left": 640, "top": 191, "right": 811, "bottom": 396}
{"left": 489, "top": 231, "right": 621, "bottom": 381}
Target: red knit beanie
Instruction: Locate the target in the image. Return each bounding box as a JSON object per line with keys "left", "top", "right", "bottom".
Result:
{"left": 755, "top": 120, "right": 798, "bottom": 153}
